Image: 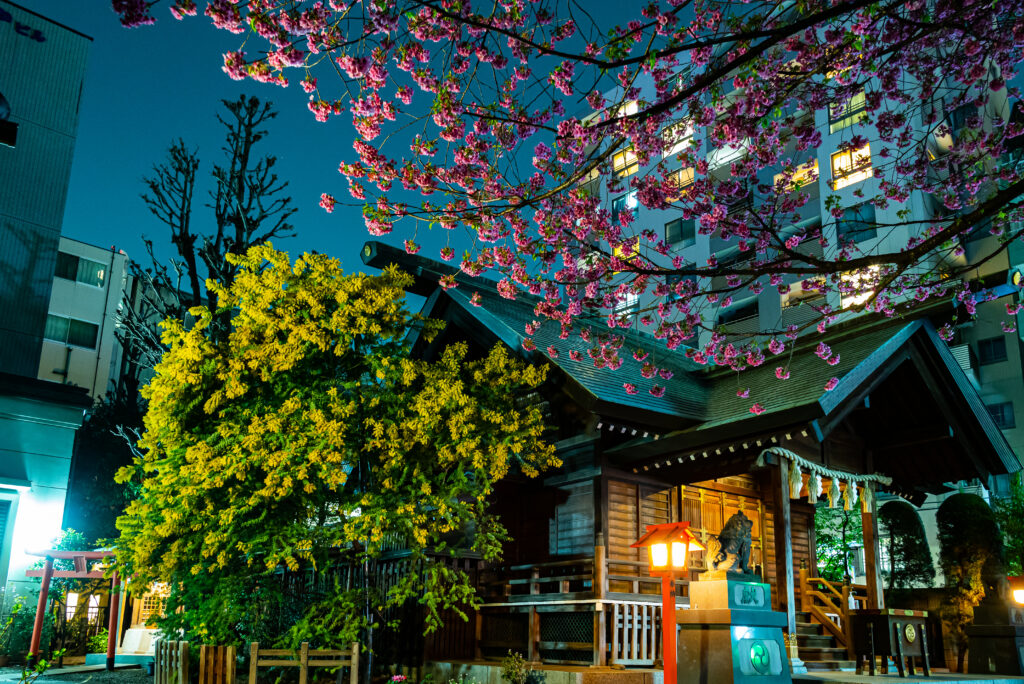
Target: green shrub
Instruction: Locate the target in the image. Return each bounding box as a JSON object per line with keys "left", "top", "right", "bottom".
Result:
{"left": 879, "top": 500, "right": 935, "bottom": 594}
{"left": 937, "top": 493, "right": 1003, "bottom": 672}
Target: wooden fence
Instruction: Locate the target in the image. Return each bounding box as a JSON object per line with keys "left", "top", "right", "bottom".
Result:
{"left": 155, "top": 639, "right": 190, "bottom": 684}
{"left": 248, "top": 642, "right": 359, "bottom": 684}
{"left": 199, "top": 645, "right": 236, "bottom": 684}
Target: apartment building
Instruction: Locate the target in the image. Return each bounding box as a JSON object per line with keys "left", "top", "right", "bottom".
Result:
{"left": 0, "top": 1, "right": 91, "bottom": 609}
{"left": 594, "top": 72, "right": 1024, "bottom": 468}
{"left": 37, "top": 236, "right": 132, "bottom": 401}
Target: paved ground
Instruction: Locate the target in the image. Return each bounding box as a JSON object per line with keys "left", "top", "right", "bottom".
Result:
{"left": 0, "top": 664, "right": 144, "bottom": 684}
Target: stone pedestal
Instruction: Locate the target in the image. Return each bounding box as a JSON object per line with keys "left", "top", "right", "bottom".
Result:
{"left": 967, "top": 598, "right": 1024, "bottom": 675}
{"left": 675, "top": 578, "right": 792, "bottom": 684}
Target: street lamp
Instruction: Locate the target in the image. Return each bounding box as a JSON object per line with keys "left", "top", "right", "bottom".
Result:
{"left": 631, "top": 522, "right": 704, "bottom": 684}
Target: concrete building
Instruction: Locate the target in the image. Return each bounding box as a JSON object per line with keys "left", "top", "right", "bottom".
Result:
{"left": 0, "top": 1, "right": 92, "bottom": 610}
{"left": 37, "top": 237, "right": 132, "bottom": 400}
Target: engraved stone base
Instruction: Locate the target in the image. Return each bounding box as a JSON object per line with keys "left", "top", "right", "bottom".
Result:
{"left": 675, "top": 580, "right": 792, "bottom": 684}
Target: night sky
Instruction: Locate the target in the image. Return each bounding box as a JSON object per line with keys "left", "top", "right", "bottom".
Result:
{"left": 17, "top": 1, "right": 414, "bottom": 275}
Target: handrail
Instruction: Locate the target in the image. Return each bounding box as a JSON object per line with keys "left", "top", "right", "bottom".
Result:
{"left": 799, "top": 565, "right": 861, "bottom": 654}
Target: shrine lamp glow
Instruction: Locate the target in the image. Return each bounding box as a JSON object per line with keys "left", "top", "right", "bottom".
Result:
{"left": 631, "top": 521, "right": 705, "bottom": 574}
{"left": 1008, "top": 576, "right": 1024, "bottom": 605}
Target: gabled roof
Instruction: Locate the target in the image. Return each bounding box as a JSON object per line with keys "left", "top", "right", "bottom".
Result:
{"left": 610, "top": 319, "right": 1020, "bottom": 488}
{"left": 361, "top": 241, "right": 1019, "bottom": 486}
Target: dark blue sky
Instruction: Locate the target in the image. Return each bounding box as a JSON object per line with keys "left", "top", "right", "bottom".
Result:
{"left": 19, "top": 1, "right": 410, "bottom": 274}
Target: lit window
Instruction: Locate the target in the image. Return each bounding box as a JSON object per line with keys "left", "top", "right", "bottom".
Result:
{"left": 612, "top": 148, "right": 639, "bottom": 178}
{"left": 978, "top": 336, "right": 1008, "bottom": 365}
{"left": 987, "top": 401, "right": 1016, "bottom": 429}
{"left": 781, "top": 278, "right": 826, "bottom": 308}
{"left": 87, "top": 595, "right": 100, "bottom": 623}
{"left": 579, "top": 167, "right": 601, "bottom": 198}
{"left": 666, "top": 168, "right": 695, "bottom": 202}
{"left": 663, "top": 120, "right": 694, "bottom": 158}
{"left": 831, "top": 143, "right": 872, "bottom": 190}
{"left": 840, "top": 265, "right": 880, "bottom": 308}
{"left": 665, "top": 218, "right": 696, "bottom": 246}
{"left": 66, "top": 592, "right": 79, "bottom": 620}
{"left": 773, "top": 159, "right": 819, "bottom": 193}
{"left": 615, "top": 100, "right": 639, "bottom": 118}
{"left": 612, "top": 190, "right": 638, "bottom": 224}
{"left": 55, "top": 252, "right": 107, "bottom": 288}
{"left": 615, "top": 291, "right": 640, "bottom": 314}
{"left": 829, "top": 89, "right": 867, "bottom": 133}
{"left": 836, "top": 203, "right": 877, "bottom": 243}
{"left": 44, "top": 314, "right": 99, "bottom": 349}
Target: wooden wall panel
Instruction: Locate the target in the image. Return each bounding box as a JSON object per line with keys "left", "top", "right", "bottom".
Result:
{"left": 549, "top": 481, "right": 594, "bottom": 556}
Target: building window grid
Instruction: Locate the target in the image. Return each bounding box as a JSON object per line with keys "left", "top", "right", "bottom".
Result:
{"left": 44, "top": 313, "right": 99, "bottom": 350}
{"left": 665, "top": 218, "right": 696, "bottom": 246}
{"left": 837, "top": 202, "right": 878, "bottom": 243}
{"left": 829, "top": 89, "right": 867, "bottom": 133}
{"left": 986, "top": 401, "right": 1016, "bottom": 430}
{"left": 666, "top": 167, "right": 695, "bottom": 202}
{"left": 831, "top": 143, "right": 872, "bottom": 190}
{"left": 977, "top": 336, "right": 1008, "bottom": 365}
{"left": 55, "top": 251, "right": 106, "bottom": 288}
{"left": 612, "top": 190, "right": 638, "bottom": 225}
{"left": 662, "top": 120, "right": 694, "bottom": 158}
{"left": 612, "top": 148, "right": 639, "bottom": 178}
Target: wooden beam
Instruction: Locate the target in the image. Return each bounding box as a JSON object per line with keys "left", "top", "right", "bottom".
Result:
{"left": 861, "top": 484, "right": 885, "bottom": 610}
{"left": 772, "top": 460, "right": 798, "bottom": 660}
{"left": 25, "top": 570, "right": 105, "bottom": 579}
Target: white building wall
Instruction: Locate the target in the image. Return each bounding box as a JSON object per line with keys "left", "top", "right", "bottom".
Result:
{"left": 37, "top": 237, "right": 131, "bottom": 400}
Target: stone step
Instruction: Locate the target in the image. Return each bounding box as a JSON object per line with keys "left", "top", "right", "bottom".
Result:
{"left": 796, "top": 622, "right": 823, "bottom": 636}
{"left": 796, "top": 634, "right": 835, "bottom": 648}
{"left": 802, "top": 660, "right": 856, "bottom": 671}
{"left": 799, "top": 647, "right": 850, "bottom": 661}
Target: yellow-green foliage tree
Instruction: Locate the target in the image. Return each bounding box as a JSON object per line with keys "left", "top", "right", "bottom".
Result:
{"left": 114, "top": 245, "right": 557, "bottom": 647}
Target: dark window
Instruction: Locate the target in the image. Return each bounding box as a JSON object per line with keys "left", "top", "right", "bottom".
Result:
{"left": 43, "top": 314, "right": 99, "bottom": 349}
{"left": 68, "top": 320, "right": 99, "bottom": 348}
{"left": 987, "top": 401, "right": 1016, "bottom": 429}
{"left": 718, "top": 298, "right": 759, "bottom": 325}
{"left": 837, "top": 203, "right": 877, "bottom": 243}
{"left": 665, "top": 218, "right": 696, "bottom": 246}
{"left": 666, "top": 272, "right": 696, "bottom": 301}
{"left": 55, "top": 252, "right": 78, "bottom": 281}
{"left": 977, "top": 336, "right": 1008, "bottom": 365}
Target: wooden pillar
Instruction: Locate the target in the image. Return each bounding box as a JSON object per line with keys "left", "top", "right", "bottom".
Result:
{"left": 106, "top": 571, "right": 120, "bottom": 670}
{"left": 594, "top": 544, "right": 608, "bottom": 666}
{"left": 772, "top": 460, "right": 798, "bottom": 661}
{"left": 861, "top": 484, "right": 885, "bottom": 609}
{"left": 28, "top": 556, "right": 53, "bottom": 666}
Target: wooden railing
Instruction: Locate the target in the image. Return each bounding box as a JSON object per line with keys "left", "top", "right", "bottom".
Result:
{"left": 798, "top": 566, "right": 868, "bottom": 656}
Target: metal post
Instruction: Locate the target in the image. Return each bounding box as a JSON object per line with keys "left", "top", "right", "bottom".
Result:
{"left": 28, "top": 556, "right": 54, "bottom": 666}
{"left": 106, "top": 571, "right": 120, "bottom": 670}
{"left": 661, "top": 572, "right": 676, "bottom": 684}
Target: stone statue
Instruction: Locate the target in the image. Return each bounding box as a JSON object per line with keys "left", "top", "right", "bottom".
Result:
{"left": 705, "top": 511, "right": 753, "bottom": 576}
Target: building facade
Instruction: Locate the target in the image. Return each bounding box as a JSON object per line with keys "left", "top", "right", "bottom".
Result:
{"left": 37, "top": 236, "right": 132, "bottom": 400}
{"left": 0, "top": 1, "right": 91, "bottom": 610}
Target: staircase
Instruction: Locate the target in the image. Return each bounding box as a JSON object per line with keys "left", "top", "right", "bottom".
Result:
{"left": 795, "top": 611, "right": 855, "bottom": 671}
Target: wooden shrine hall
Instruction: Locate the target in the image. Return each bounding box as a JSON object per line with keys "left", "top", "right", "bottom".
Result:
{"left": 360, "top": 241, "right": 1020, "bottom": 671}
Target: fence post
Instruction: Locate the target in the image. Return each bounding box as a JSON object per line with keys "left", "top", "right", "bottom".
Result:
{"left": 226, "top": 645, "right": 236, "bottom": 684}
{"left": 349, "top": 643, "right": 360, "bottom": 684}
{"left": 248, "top": 643, "right": 258, "bottom": 684}
{"left": 299, "top": 642, "right": 309, "bottom": 684}
{"left": 181, "top": 641, "right": 190, "bottom": 684}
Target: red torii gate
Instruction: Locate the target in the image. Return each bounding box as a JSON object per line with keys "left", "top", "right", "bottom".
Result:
{"left": 25, "top": 550, "right": 120, "bottom": 670}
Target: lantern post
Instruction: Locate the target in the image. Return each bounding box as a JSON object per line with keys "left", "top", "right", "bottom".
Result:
{"left": 630, "top": 522, "right": 704, "bottom": 684}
